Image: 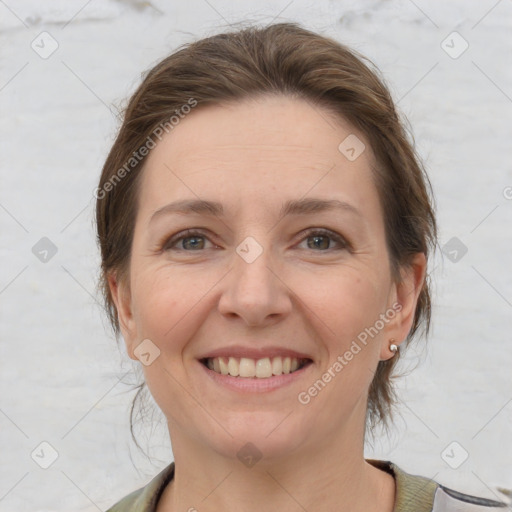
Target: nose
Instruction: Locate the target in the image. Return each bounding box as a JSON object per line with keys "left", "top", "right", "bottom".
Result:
{"left": 217, "top": 238, "right": 292, "bottom": 326}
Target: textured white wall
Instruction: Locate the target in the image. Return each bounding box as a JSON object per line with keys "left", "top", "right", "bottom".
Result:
{"left": 0, "top": 1, "right": 511, "bottom": 510}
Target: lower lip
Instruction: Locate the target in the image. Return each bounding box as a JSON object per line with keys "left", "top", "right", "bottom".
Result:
{"left": 198, "top": 360, "right": 314, "bottom": 393}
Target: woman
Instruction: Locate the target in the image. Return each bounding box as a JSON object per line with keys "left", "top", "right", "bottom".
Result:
{"left": 95, "top": 22, "right": 507, "bottom": 511}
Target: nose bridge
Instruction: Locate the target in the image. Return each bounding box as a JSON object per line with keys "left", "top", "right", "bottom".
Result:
{"left": 218, "top": 233, "right": 291, "bottom": 324}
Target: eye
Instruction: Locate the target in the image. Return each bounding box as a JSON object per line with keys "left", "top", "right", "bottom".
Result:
{"left": 161, "top": 228, "right": 351, "bottom": 253}
{"left": 298, "top": 228, "right": 350, "bottom": 252}
{"left": 162, "top": 229, "right": 214, "bottom": 251}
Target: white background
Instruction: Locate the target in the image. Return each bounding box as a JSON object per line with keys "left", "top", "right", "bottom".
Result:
{"left": 0, "top": 0, "right": 511, "bottom": 510}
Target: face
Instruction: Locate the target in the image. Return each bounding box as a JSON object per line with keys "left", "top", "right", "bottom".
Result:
{"left": 109, "top": 95, "right": 425, "bottom": 463}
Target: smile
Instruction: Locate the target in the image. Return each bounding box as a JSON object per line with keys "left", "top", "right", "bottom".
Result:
{"left": 198, "top": 356, "right": 314, "bottom": 393}
{"left": 201, "top": 356, "right": 312, "bottom": 379}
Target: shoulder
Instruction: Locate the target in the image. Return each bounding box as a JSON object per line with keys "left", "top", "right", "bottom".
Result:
{"left": 433, "top": 484, "right": 510, "bottom": 511}
{"left": 367, "top": 459, "right": 509, "bottom": 511}
{"left": 106, "top": 462, "right": 175, "bottom": 512}
{"left": 106, "top": 487, "right": 144, "bottom": 512}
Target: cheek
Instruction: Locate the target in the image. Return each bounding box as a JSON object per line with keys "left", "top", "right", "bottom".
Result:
{"left": 131, "top": 263, "right": 216, "bottom": 347}
{"left": 130, "top": 251, "right": 389, "bottom": 354}
{"left": 305, "top": 270, "right": 388, "bottom": 389}
{"left": 131, "top": 268, "right": 183, "bottom": 341}
{"left": 301, "top": 269, "right": 386, "bottom": 337}
{"left": 311, "top": 274, "right": 385, "bottom": 397}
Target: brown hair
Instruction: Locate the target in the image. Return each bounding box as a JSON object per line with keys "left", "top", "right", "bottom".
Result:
{"left": 95, "top": 21, "right": 437, "bottom": 449}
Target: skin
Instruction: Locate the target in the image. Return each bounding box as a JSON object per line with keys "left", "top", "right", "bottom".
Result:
{"left": 109, "top": 95, "right": 426, "bottom": 511}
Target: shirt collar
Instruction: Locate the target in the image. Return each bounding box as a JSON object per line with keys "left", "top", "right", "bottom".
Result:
{"left": 127, "top": 458, "right": 438, "bottom": 512}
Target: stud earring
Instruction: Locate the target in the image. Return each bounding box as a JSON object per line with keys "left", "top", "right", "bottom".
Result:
{"left": 389, "top": 338, "right": 398, "bottom": 355}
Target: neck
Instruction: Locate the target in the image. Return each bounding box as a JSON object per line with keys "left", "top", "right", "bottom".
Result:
{"left": 157, "top": 414, "right": 395, "bottom": 512}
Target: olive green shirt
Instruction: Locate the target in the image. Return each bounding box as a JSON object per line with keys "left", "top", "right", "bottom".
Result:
{"left": 106, "top": 459, "right": 508, "bottom": 511}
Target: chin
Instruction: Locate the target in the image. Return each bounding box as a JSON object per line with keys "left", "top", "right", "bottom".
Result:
{"left": 201, "top": 411, "right": 312, "bottom": 465}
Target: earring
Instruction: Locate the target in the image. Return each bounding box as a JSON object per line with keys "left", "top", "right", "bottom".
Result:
{"left": 389, "top": 338, "right": 398, "bottom": 355}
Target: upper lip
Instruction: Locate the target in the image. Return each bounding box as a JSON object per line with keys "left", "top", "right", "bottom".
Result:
{"left": 198, "top": 346, "right": 313, "bottom": 361}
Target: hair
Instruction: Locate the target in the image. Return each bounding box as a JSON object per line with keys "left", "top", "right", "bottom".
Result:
{"left": 95, "top": 21, "right": 438, "bottom": 452}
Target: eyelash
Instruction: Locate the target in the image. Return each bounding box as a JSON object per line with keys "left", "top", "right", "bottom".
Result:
{"left": 161, "top": 228, "right": 351, "bottom": 253}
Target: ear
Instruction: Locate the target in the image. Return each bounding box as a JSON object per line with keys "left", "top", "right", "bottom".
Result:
{"left": 107, "top": 271, "right": 138, "bottom": 361}
{"left": 380, "top": 252, "right": 427, "bottom": 360}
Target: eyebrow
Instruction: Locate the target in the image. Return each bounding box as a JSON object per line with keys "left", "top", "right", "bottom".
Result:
{"left": 149, "top": 197, "right": 363, "bottom": 225}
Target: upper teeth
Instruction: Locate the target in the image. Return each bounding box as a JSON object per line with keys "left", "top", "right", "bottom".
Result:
{"left": 205, "top": 356, "right": 304, "bottom": 378}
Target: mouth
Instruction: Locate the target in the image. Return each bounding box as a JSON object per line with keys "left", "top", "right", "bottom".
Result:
{"left": 199, "top": 356, "right": 313, "bottom": 379}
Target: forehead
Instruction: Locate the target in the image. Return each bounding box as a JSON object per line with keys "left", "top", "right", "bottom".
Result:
{"left": 153, "top": 95, "right": 366, "bottom": 164}
{"left": 138, "top": 95, "right": 380, "bottom": 218}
